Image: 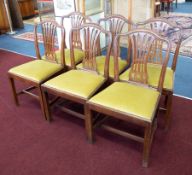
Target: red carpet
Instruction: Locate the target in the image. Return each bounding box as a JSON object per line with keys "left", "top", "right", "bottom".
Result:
{"left": 0, "top": 49, "right": 192, "bottom": 175}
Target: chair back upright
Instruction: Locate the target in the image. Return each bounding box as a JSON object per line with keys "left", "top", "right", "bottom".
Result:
{"left": 61, "top": 12, "right": 92, "bottom": 50}
{"left": 34, "top": 20, "right": 65, "bottom": 66}
{"left": 136, "top": 18, "right": 182, "bottom": 71}
{"left": 70, "top": 23, "right": 112, "bottom": 78}
{"left": 114, "top": 29, "right": 171, "bottom": 92}
{"left": 98, "top": 14, "right": 135, "bottom": 56}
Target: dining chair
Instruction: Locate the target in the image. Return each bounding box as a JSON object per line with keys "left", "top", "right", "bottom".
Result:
{"left": 93, "top": 14, "right": 136, "bottom": 79}
{"left": 161, "top": 0, "right": 176, "bottom": 14}
{"left": 41, "top": 23, "right": 112, "bottom": 123}
{"left": 60, "top": 12, "right": 92, "bottom": 69}
{"left": 8, "top": 20, "right": 65, "bottom": 119}
{"left": 86, "top": 29, "right": 171, "bottom": 167}
{"left": 135, "top": 18, "right": 182, "bottom": 130}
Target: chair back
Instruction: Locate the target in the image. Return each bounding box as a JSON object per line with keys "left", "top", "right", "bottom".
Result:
{"left": 114, "top": 29, "right": 171, "bottom": 92}
{"left": 98, "top": 14, "right": 135, "bottom": 56}
{"left": 136, "top": 18, "right": 182, "bottom": 71}
{"left": 70, "top": 23, "right": 112, "bottom": 78}
{"left": 34, "top": 20, "right": 65, "bottom": 65}
{"left": 61, "top": 12, "right": 92, "bottom": 50}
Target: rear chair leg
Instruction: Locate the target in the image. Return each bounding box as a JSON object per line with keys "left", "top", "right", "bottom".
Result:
{"left": 165, "top": 93, "right": 173, "bottom": 131}
{"left": 9, "top": 77, "right": 19, "bottom": 106}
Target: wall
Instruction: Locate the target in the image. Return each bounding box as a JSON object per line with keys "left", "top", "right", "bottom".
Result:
{"left": 113, "top": 0, "right": 153, "bottom": 22}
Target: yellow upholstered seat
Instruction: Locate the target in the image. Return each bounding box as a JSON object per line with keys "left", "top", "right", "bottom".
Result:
{"left": 120, "top": 63, "right": 174, "bottom": 90}
{"left": 43, "top": 70, "right": 106, "bottom": 99}
{"left": 89, "top": 82, "right": 160, "bottom": 122}
{"left": 8, "top": 60, "right": 63, "bottom": 83}
{"left": 77, "top": 55, "right": 127, "bottom": 77}
{"left": 42, "top": 49, "right": 84, "bottom": 66}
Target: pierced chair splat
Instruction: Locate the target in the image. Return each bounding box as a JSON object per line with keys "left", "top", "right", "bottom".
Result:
{"left": 60, "top": 12, "right": 92, "bottom": 69}
{"left": 95, "top": 14, "right": 136, "bottom": 79}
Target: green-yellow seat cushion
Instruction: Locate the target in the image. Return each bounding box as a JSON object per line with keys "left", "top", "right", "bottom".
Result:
{"left": 89, "top": 82, "right": 160, "bottom": 122}
{"left": 120, "top": 63, "right": 174, "bottom": 90}
{"left": 43, "top": 70, "right": 106, "bottom": 99}
{"left": 8, "top": 60, "right": 63, "bottom": 83}
{"left": 42, "top": 49, "right": 84, "bottom": 66}
{"left": 77, "top": 55, "right": 127, "bottom": 77}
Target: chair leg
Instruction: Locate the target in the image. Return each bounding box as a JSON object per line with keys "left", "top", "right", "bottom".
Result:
{"left": 167, "top": 2, "right": 170, "bottom": 14}
{"left": 85, "top": 105, "right": 94, "bottom": 144}
{"left": 9, "top": 77, "right": 19, "bottom": 106}
{"left": 165, "top": 92, "right": 173, "bottom": 131}
{"left": 42, "top": 90, "right": 52, "bottom": 122}
{"left": 142, "top": 124, "right": 152, "bottom": 168}
{"left": 38, "top": 85, "right": 48, "bottom": 120}
{"left": 164, "top": 94, "right": 168, "bottom": 106}
{"left": 161, "top": 2, "right": 164, "bottom": 11}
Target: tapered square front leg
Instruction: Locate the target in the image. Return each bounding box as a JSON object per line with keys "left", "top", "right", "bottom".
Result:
{"left": 142, "top": 124, "right": 152, "bottom": 168}
{"left": 9, "top": 77, "right": 19, "bottom": 106}
{"left": 38, "top": 85, "right": 47, "bottom": 120}
{"left": 42, "top": 89, "right": 52, "bottom": 122}
{"left": 85, "top": 104, "right": 94, "bottom": 144}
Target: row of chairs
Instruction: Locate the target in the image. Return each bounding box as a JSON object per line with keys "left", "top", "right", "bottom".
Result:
{"left": 8, "top": 12, "right": 182, "bottom": 167}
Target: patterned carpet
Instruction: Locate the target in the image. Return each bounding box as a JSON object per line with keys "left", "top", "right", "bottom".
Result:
{"left": 13, "top": 32, "right": 43, "bottom": 43}
{"left": 13, "top": 32, "right": 58, "bottom": 45}
{"left": 160, "top": 14, "right": 192, "bottom": 57}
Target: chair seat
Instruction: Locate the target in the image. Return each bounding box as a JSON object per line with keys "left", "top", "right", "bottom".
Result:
{"left": 77, "top": 56, "right": 127, "bottom": 77}
{"left": 8, "top": 60, "right": 63, "bottom": 83}
{"left": 89, "top": 82, "right": 160, "bottom": 122}
{"left": 120, "top": 63, "right": 174, "bottom": 90}
{"left": 43, "top": 70, "right": 106, "bottom": 99}
{"left": 43, "top": 49, "right": 84, "bottom": 66}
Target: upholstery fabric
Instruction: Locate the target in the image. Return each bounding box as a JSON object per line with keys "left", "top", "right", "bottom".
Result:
{"left": 89, "top": 82, "right": 160, "bottom": 122}
{"left": 120, "top": 63, "right": 174, "bottom": 90}
{"left": 43, "top": 70, "right": 106, "bottom": 99}
{"left": 8, "top": 60, "right": 63, "bottom": 83}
